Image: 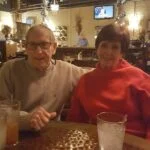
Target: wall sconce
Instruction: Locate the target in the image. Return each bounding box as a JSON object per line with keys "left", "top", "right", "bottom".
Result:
{"left": 50, "top": 0, "right": 59, "bottom": 12}
{"left": 128, "top": 1, "right": 142, "bottom": 31}
{"left": 128, "top": 13, "right": 141, "bottom": 30}
{"left": 128, "top": 1, "right": 143, "bottom": 39}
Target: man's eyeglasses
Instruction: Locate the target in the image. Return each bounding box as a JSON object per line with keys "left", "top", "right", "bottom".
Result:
{"left": 26, "top": 42, "right": 52, "bottom": 50}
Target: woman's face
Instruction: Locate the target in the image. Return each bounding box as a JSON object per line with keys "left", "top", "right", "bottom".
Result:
{"left": 97, "top": 40, "right": 122, "bottom": 69}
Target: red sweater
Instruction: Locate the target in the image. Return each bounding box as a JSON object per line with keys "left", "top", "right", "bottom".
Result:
{"left": 67, "top": 59, "right": 150, "bottom": 139}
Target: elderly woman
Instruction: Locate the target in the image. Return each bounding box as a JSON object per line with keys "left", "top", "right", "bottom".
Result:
{"left": 67, "top": 24, "right": 150, "bottom": 139}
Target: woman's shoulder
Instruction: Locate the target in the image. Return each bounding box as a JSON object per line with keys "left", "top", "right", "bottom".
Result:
{"left": 78, "top": 68, "right": 95, "bottom": 82}
{"left": 125, "top": 64, "right": 149, "bottom": 78}
{"left": 119, "top": 59, "right": 149, "bottom": 76}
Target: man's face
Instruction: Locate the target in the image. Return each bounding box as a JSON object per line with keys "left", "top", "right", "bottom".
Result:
{"left": 26, "top": 28, "right": 56, "bottom": 72}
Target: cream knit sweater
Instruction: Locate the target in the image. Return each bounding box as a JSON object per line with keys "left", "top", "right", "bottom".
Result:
{"left": 0, "top": 58, "right": 88, "bottom": 129}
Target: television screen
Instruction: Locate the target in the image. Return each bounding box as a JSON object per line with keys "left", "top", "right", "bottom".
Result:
{"left": 94, "top": 5, "right": 114, "bottom": 19}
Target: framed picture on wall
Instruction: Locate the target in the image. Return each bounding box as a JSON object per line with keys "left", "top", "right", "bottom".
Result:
{"left": 16, "top": 22, "right": 31, "bottom": 40}
{"left": 148, "top": 20, "right": 150, "bottom": 32}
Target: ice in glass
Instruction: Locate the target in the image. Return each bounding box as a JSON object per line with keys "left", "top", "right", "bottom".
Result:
{"left": 97, "top": 112, "right": 127, "bottom": 150}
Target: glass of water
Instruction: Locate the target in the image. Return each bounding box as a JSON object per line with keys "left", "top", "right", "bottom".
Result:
{"left": 0, "top": 110, "right": 7, "bottom": 150}
{"left": 97, "top": 112, "right": 127, "bottom": 150}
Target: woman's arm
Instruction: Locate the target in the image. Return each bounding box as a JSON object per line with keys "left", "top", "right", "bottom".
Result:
{"left": 67, "top": 78, "right": 89, "bottom": 123}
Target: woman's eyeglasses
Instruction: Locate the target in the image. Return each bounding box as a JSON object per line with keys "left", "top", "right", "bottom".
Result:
{"left": 26, "top": 42, "right": 52, "bottom": 50}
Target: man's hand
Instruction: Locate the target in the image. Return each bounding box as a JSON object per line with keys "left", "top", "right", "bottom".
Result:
{"left": 30, "top": 106, "right": 57, "bottom": 131}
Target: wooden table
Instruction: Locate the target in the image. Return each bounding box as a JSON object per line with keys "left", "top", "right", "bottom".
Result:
{"left": 6, "top": 121, "right": 150, "bottom": 150}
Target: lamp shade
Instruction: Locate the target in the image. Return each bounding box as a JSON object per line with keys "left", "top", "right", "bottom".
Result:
{"left": 50, "top": 4, "right": 59, "bottom": 11}
{"left": 50, "top": 0, "right": 59, "bottom": 12}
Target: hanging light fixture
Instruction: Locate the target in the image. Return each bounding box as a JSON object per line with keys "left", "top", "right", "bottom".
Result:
{"left": 50, "top": 0, "right": 59, "bottom": 12}
{"left": 115, "top": 0, "right": 126, "bottom": 25}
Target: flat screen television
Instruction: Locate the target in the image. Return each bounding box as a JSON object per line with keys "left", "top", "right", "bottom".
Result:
{"left": 94, "top": 5, "right": 114, "bottom": 19}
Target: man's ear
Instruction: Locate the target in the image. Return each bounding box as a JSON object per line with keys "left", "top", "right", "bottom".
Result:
{"left": 25, "top": 41, "right": 29, "bottom": 54}
{"left": 52, "top": 42, "right": 57, "bottom": 55}
{"left": 24, "top": 41, "right": 27, "bottom": 48}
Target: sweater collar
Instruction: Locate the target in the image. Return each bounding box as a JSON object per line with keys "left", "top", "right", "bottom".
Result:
{"left": 26, "top": 59, "right": 55, "bottom": 77}
{"left": 95, "top": 59, "right": 131, "bottom": 73}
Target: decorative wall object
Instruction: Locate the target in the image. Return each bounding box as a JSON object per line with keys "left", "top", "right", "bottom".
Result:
{"left": 16, "top": 22, "right": 31, "bottom": 40}
{"left": 26, "top": 16, "right": 36, "bottom": 25}
{"left": 148, "top": 20, "right": 150, "bottom": 32}
{"left": 15, "top": 13, "right": 22, "bottom": 22}
{"left": 0, "top": 0, "right": 7, "bottom": 5}
{"left": 55, "top": 26, "right": 67, "bottom": 41}
{"left": 1, "top": 25, "right": 12, "bottom": 39}
{"left": 75, "top": 14, "right": 82, "bottom": 35}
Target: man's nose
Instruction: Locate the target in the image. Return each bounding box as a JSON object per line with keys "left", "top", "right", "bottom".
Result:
{"left": 34, "top": 45, "right": 43, "bottom": 53}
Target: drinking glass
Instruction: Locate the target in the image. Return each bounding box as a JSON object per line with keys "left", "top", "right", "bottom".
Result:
{"left": 0, "top": 100, "right": 20, "bottom": 146}
{"left": 0, "top": 110, "right": 7, "bottom": 150}
{"left": 97, "top": 112, "right": 127, "bottom": 150}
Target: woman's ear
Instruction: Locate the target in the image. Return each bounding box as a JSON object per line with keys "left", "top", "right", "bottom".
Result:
{"left": 96, "top": 49, "right": 100, "bottom": 59}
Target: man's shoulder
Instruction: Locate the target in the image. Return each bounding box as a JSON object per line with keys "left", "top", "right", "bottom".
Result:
{"left": 2, "top": 58, "right": 26, "bottom": 70}
{"left": 56, "top": 60, "right": 81, "bottom": 70}
{"left": 4, "top": 58, "right": 25, "bottom": 64}
{"left": 56, "top": 60, "right": 71, "bottom": 66}
{"left": 55, "top": 60, "right": 91, "bottom": 76}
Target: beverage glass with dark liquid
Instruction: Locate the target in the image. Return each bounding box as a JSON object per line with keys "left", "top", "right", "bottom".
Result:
{"left": 0, "top": 100, "right": 20, "bottom": 146}
{"left": 0, "top": 110, "right": 7, "bottom": 149}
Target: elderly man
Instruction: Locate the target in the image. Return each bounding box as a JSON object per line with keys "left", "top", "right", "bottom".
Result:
{"left": 0, "top": 24, "right": 88, "bottom": 131}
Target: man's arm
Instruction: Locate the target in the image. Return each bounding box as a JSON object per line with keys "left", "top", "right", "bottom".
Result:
{"left": 20, "top": 107, "right": 57, "bottom": 131}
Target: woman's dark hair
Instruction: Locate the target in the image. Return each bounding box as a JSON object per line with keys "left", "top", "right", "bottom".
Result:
{"left": 95, "top": 24, "right": 130, "bottom": 53}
